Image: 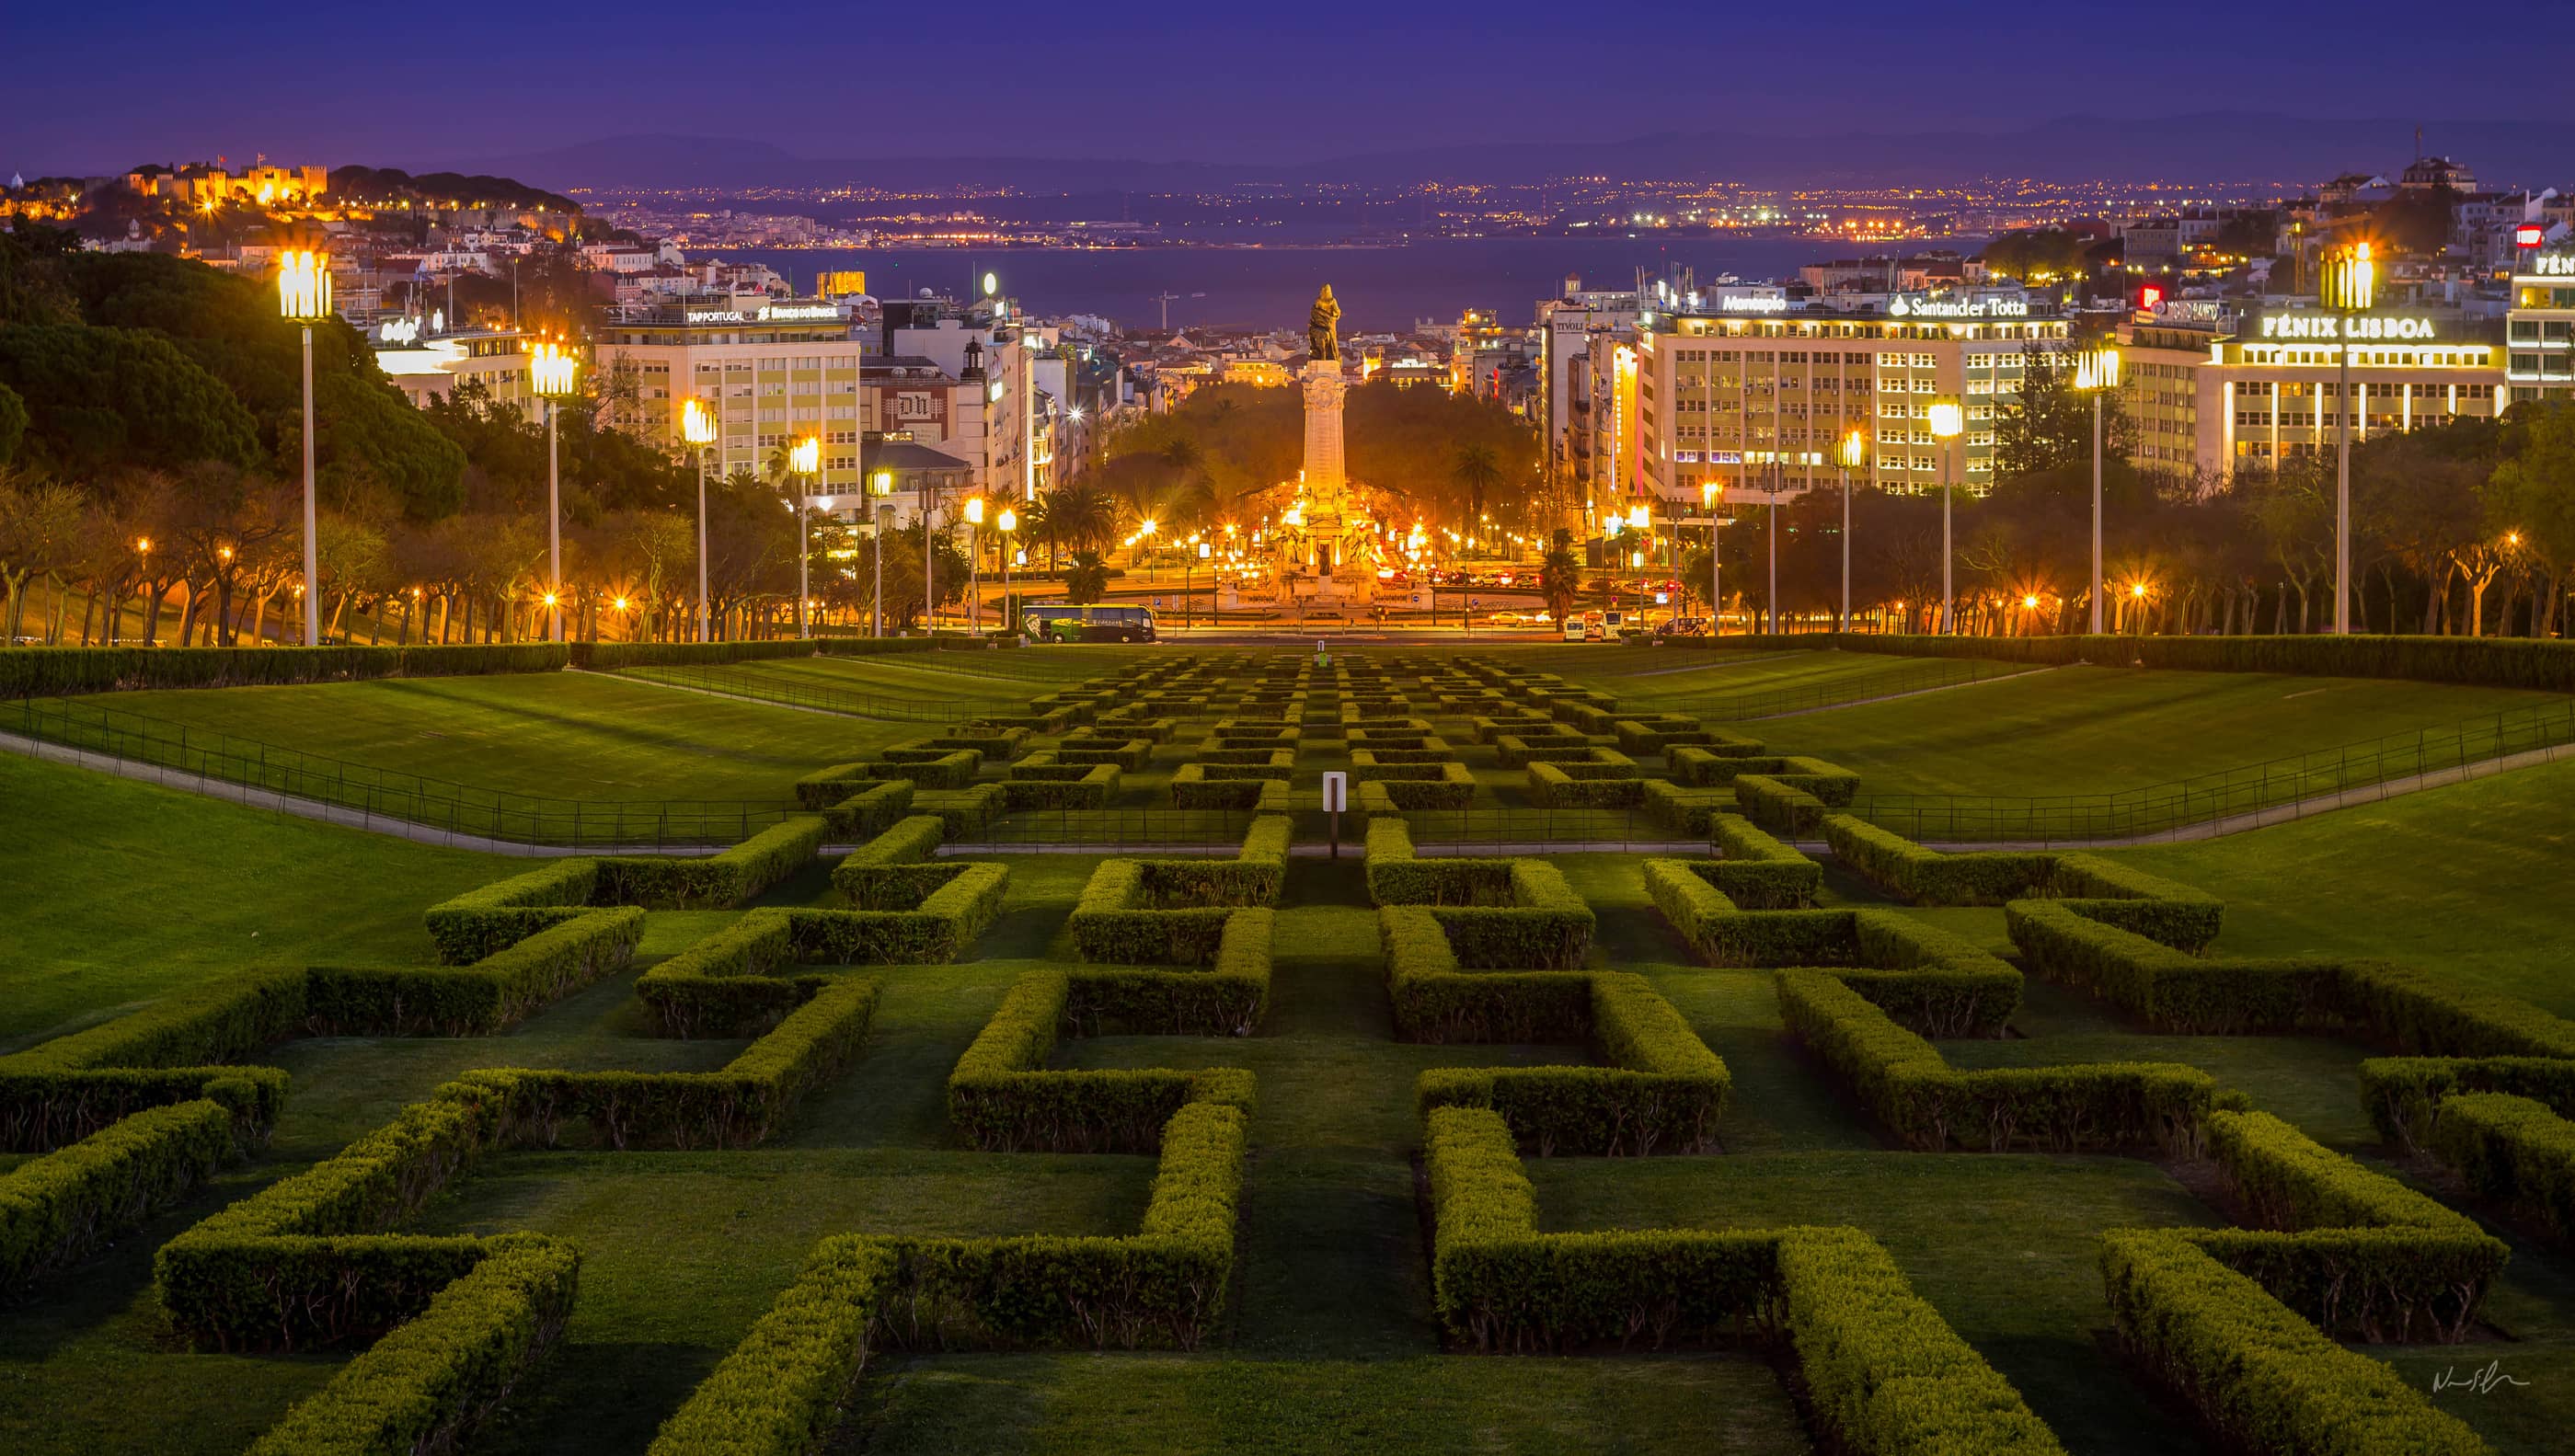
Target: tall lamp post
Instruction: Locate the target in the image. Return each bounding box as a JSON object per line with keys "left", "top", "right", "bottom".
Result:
{"left": 277, "top": 249, "right": 331, "bottom": 647}
{"left": 531, "top": 341, "right": 581, "bottom": 642}
{"left": 682, "top": 397, "right": 718, "bottom": 642}
{"left": 1699, "top": 481, "right": 1723, "bottom": 636}
{"left": 2326, "top": 243, "right": 2376, "bottom": 635}
{"left": 998, "top": 507, "right": 1018, "bottom": 636}
{"left": 1928, "top": 400, "right": 1963, "bottom": 635}
{"left": 869, "top": 469, "right": 894, "bottom": 638}
{"left": 789, "top": 436, "right": 820, "bottom": 638}
{"left": 1197, "top": 540, "right": 1212, "bottom": 629}
{"left": 2074, "top": 348, "right": 2121, "bottom": 634}
{"left": 963, "top": 496, "right": 985, "bottom": 636}
{"left": 1836, "top": 430, "right": 1865, "bottom": 633}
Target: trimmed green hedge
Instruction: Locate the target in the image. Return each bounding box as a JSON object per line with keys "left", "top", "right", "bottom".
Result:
{"left": 1423, "top": 1107, "right": 2067, "bottom": 1452}
{"left": 1645, "top": 866, "right": 2018, "bottom": 1038}
{"left": 306, "top": 909, "right": 645, "bottom": 1037}
{"left": 1733, "top": 758, "right": 1859, "bottom": 835}
{"left": 1416, "top": 860, "right": 1593, "bottom": 969}
{"left": 1826, "top": 819, "right": 2224, "bottom": 940}
{"left": 948, "top": 934, "right": 1267, "bottom": 1153}
{"left": 593, "top": 816, "right": 832, "bottom": 910}
{"left": 1051, "top": 738, "right": 1152, "bottom": 771}
{"left": 1638, "top": 779, "right": 1734, "bottom": 834}
{"left": 1416, "top": 971, "right": 1731, "bottom": 1155}
{"left": 1353, "top": 762, "right": 1477, "bottom": 811}
{"left": 2199, "top": 1108, "right": 2503, "bottom": 1341}
{"left": 1526, "top": 762, "right": 1645, "bottom": 808}
{"left": 0, "top": 644, "right": 569, "bottom": 698}
{"left": 1777, "top": 969, "right": 2208, "bottom": 1152}
{"left": 1364, "top": 819, "right": 1514, "bottom": 906}
{"left": 828, "top": 814, "right": 948, "bottom": 907}
{"left": 245, "top": 1234, "right": 579, "bottom": 1456}
{"left": 1169, "top": 769, "right": 1296, "bottom": 812}
{"left": 643, "top": 1238, "right": 891, "bottom": 1456}
{"left": 1492, "top": 731, "right": 1600, "bottom": 767}
{"left": 2100, "top": 1231, "right": 2489, "bottom": 1456}
{"left": 1, "top": 1098, "right": 236, "bottom": 1294}
{"left": 1001, "top": 762, "right": 1121, "bottom": 809}
{"left": 2431, "top": 1093, "right": 2575, "bottom": 1244}
{"left": 1067, "top": 820, "right": 1286, "bottom": 960}
{"left": 912, "top": 782, "right": 1006, "bottom": 836}
{"left": 1701, "top": 814, "right": 1822, "bottom": 907}
{"left": 422, "top": 860, "right": 601, "bottom": 964}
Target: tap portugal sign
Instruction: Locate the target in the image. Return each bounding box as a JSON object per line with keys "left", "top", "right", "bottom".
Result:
{"left": 2258, "top": 314, "right": 2438, "bottom": 340}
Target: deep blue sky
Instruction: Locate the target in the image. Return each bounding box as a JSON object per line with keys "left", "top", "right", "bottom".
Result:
{"left": 7, "top": 0, "right": 2569, "bottom": 177}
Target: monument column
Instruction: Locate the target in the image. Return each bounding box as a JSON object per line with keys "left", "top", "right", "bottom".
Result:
{"left": 1301, "top": 361, "right": 1347, "bottom": 493}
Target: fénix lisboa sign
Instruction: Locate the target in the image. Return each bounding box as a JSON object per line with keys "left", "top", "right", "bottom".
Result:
{"left": 2256, "top": 314, "right": 2438, "bottom": 340}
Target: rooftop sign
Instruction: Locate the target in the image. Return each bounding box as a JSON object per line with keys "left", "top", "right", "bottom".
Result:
{"left": 2256, "top": 315, "right": 2437, "bottom": 340}
{"left": 1889, "top": 294, "right": 2029, "bottom": 318}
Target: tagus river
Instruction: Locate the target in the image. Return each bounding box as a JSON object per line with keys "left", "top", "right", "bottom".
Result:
{"left": 710, "top": 235, "right": 1978, "bottom": 334}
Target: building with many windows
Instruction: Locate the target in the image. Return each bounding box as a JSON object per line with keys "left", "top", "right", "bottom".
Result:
{"left": 2507, "top": 244, "right": 2575, "bottom": 407}
{"left": 592, "top": 300, "right": 869, "bottom": 491}
{"left": 1624, "top": 292, "right": 2070, "bottom": 510}
{"left": 373, "top": 327, "right": 535, "bottom": 418}
{"left": 2117, "top": 302, "right": 2505, "bottom": 480}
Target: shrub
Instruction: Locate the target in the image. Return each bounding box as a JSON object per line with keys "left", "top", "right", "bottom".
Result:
{"left": 1638, "top": 779, "right": 1734, "bottom": 833}
{"left": 2100, "top": 1231, "right": 2489, "bottom": 1456}
{"left": 1416, "top": 971, "right": 1731, "bottom": 1155}
{"left": 1, "top": 1098, "right": 236, "bottom": 1294}
{"left": 829, "top": 815, "right": 948, "bottom": 905}
{"left": 1052, "top": 738, "right": 1151, "bottom": 771}
{"left": 305, "top": 910, "right": 645, "bottom": 1037}
{"left": 593, "top": 816, "right": 831, "bottom": 910}
{"left": 2197, "top": 1108, "right": 2503, "bottom": 1342}
{"left": 1352, "top": 762, "right": 1477, "bottom": 811}
{"left": 1001, "top": 763, "right": 1121, "bottom": 809}
{"left": 422, "top": 861, "right": 601, "bottom": 964}
{"left": 913, "top": 783, "right": 1006, "bottom": 835}
{"left": 245, "top": 1235, "right": 579, "bottom": 1456}
{"left": 948, "top": 967, "right": 1262, "bottom": 1152}
{"left": 1703, "top": 815, "right": 1822, "bottom": 908}
{"left": 2431, "top": 1093, "right": 2575, "bottom": 1243}
{"left": 1823, "top": 816, "right": 2055, "bottom": 907}
{"left": 1427, "top": 861, "right": 1594, "bottom": 969}
{"left": 1776, "top": 970, "right": 2207, "bottom": 1152}
{"left": 1527, "top": 762, "right": 1645, "bottom": 808}
{"left": 0, "top": 645, "right": 568, "bottom": 697}
{"left": 1170, "top": 768, "right": 1295, "bottom": 811}
{"left": 783, "top": 866, "right": 1009, "bottom": 965}
{"left": 644, "top": 1238, "right": 892, "bottom": 1456}
{"left": 1364, "top": 819, "right": 1514, "bottom": 906}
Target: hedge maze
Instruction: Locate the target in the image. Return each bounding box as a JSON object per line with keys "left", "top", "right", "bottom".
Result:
{"left": 11, "top": 641, "right": 2575, "bottom": 1455}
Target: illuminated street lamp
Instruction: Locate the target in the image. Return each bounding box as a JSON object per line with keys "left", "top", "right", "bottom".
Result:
{"left": 1836, "top": 431, "right": 1866, "bottom": 632}
{"left": 531, "top": 341, "right": 581, "bottom": 642}
{"left": 789, "top": 435, "right": 820, "bottom": 638}
{"left": 1699, "top": 479, "right": 1724, "bottom": 636}
{"left": 964, "top": 496, "right": 986, "bottom": 636}
{"left": 998, "top": 506, "right": 1018, "bottom": 635}
{"left": 681, "top": 397, "right": 718, "bottom": 641}
{"left": 277, "top": 249, "right": 331, "bottom": 646}
{"left": 1928, "top": 401, "right": 1964, "bottom": 635}
{"left": 2073, "top": 348, "right": 2121, "bottom": 634}
{"left": 869, "top": 468, "right": 895, "bottom": 637}
{"left": 2325, "top": 243, "right": 2376, "bottom": 634}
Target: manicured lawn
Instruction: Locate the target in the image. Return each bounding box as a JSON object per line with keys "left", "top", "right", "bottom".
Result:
{"left": 1773, "top": 664, "right": 2562, "bottom": 797}
{"left": 2105, "top": 754, "right": 2575, "bottom": 1015}
{"left": 17, "top": 645, "right": 2575, "bottom": 1456}
{"left": 53, "top": 671, "right": 910, "bottom": 800}
{"left": 0, "top": 752, "right": 505, "bottom": 1049}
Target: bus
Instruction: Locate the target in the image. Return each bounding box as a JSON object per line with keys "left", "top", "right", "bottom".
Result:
{"left": 1020, "top": 602, "right": 1158, "bottom": 644}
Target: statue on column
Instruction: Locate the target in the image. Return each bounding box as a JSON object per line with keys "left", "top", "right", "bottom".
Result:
{"left": 1307, "top": 284, "right": 1341, "bottom": 361}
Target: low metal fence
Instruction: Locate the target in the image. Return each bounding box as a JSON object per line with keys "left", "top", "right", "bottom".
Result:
{"left": 1684, "top": 657, "right": 2017, "bottom": 721}
{"left": 614, "top": 663, "right": 1016, "bottom": 723}
{"left": 1852, "top": 696, "right": 2575, "bottom": 843}
{"left": 1, "top": 695, "right": 792, "bottom": 849}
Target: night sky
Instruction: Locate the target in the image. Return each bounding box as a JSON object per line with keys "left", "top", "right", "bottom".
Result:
{"left": 7, "top": 0, "right": 2569, "bottom": 177}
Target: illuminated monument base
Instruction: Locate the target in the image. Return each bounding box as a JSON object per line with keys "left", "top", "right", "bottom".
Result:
{"left": 1269, "top": 357, "right": 1378, "bottom": 606}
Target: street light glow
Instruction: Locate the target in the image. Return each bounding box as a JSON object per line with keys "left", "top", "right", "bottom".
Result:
{"left": 789, "top": 436, "right": 820, "bottom": 476}
{"left": 964, "top": 497, "right": 985, "bottom": 525}
{"left": 1927, "top": 402, "right": 1963, "bottom": 439}
{"left": 277, "top": 249, "right": 331, "bottom": 320}
{"left": 531, "top": 341, "right": 579, "bottom": 398}
{"left": 681, "top": 396, "right": 717, "bottom": 447}
{"left": 1838, "top": 431, "right": 1866, "bottom": 469}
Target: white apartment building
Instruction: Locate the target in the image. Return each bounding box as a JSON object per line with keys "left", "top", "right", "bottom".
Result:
{"left": 593, "top": 301, "right": 870, "bottom": 491}
{"left": 2507, "top": 241, "right": 2575, "bottom": 407}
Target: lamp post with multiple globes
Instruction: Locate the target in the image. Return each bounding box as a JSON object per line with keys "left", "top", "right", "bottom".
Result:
{"left": 1928, "top": 400, "right": 1964, "bottom": 635}
{"left": 2073, "top": 348, "right": 2121, "bottom": 634}
{"left": 998, "top": 507, "right": 1018, "bottom": 636}
{"left": 681, "top": 397, "right": 718, "bottom": 641}
{"left": 870, "top": 469, "right": 894, "bottom": 637}
{"left": 1836, "top": 430, "right": 1865, "bottom": 632}
{"left": 531, "top": 341, "right": 581, "bottom": 642}
{"left": 2326, "top": 243, "right": 2376, "bottom": 634}
{"left": 276, "top": 250, "right": 331, "bottom": 646}
{"left": 788, "top": 436, "right": 820, "bottom": 638}
{"left": 963, "top": 497, "right": 986, "bottom": 636}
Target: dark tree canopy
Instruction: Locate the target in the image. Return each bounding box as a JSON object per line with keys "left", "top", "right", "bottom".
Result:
{"left": 0, "top": 321, "right": 260, "bottom": 477}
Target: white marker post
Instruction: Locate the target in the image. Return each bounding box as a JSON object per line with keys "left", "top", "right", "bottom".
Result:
{"left": 1321, "top": 770, "right": 1349, "bottom": 858}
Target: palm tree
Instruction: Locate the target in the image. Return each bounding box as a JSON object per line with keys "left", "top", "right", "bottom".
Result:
{"left": 1045, "top": 484, "right": 1116, "bottom": 556}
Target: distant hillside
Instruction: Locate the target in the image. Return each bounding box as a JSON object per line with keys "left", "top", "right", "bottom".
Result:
{"left": 328, "top": 165, "right": 577, "bottom": 213}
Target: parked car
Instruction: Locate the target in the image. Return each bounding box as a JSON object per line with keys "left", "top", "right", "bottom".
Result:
{"left": 1655, "top": 617, "right": 1710, "bottom": 637}
{"left": 1562, "top": 615, "right": 1588, "bottom": 641}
